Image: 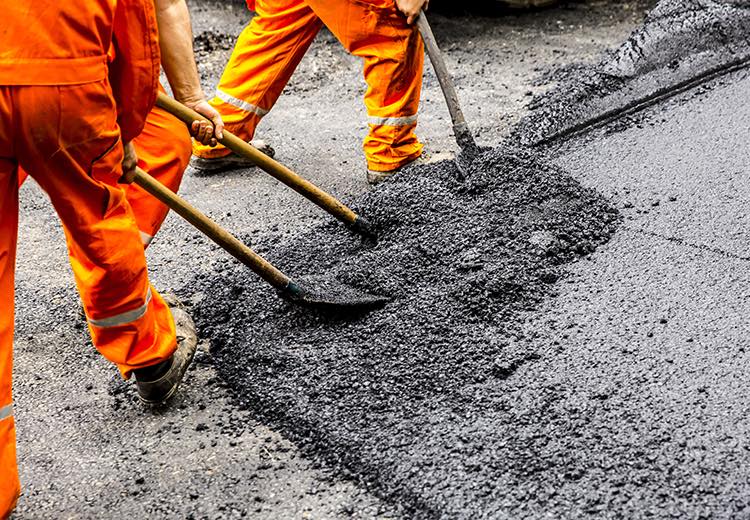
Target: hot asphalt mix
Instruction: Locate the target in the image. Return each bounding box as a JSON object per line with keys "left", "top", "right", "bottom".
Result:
{"left": 12, "top": 0, "right": 750, "bottom": 517}
{"left": 196, "top": 149, "right": 620, "bottom": 517}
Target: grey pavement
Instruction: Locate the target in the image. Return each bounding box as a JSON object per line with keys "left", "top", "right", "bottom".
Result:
{"left": 497, "top": 65, "right": 750, "bottom": 516}
{"left": 555, "top": 69, "right": 750, "bottom": 259}
{"left": 11, "top": 2, "right": 653, "bottom": 518}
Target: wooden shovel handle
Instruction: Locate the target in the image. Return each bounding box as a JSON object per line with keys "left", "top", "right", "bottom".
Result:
{"left": 156, "top": 93, "right": 362, "bottom": 229}
{"left": 132, "top": 166, "right": 291, "bottom": 290}
{"left": 415, "top": 12, "right": 477, "bottom": 152}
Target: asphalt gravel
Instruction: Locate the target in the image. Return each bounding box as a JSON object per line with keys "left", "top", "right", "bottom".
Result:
{"left": 189, "top": 0, "right": 750, "bottom": 517}
{"left": 193, "top": 149, "right": 620, "bottom": 517}
{"left": 517, "top": 0, "right": 750, "bottom": 146}
{"left": 12, "top": 0, "right": 714, "bottom": 517}
{"left": 504, "top": 64, "right": 750, "bottom": 519}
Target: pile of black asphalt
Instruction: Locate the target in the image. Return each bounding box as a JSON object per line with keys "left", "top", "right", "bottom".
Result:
{"left": 189, "top": 0, "right": 750, "bottom": 516}
{"left": 193, "top": 148, "right": 619, "bottom": 517}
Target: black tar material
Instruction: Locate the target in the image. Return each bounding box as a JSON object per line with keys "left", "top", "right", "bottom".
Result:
{"left": 194, "top": 149, "right": 619, "bottom": 517}
{"left": 189, "top": 0, "right": 750, "bottom": 516}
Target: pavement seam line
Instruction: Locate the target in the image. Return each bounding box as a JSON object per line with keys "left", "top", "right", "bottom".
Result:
{"left": 623, "top": 224, "right": 750, "bottom": 262}
{"left": 535, "top": 57, "right": 750, "bottom": 148}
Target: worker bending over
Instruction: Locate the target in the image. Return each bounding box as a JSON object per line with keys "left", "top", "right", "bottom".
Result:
{"left": 0, "top": 0, "right": 217, "bottom": 515}
{"left": 192, "top": 0, "right": 431, "bottom": 184}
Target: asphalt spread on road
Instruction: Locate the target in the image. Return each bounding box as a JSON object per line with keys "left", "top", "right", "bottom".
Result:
{"left": 194, "top": 148, "right": 619, "bottom": 517}
{"left": 190, "top": 0, "right": 750, "bottom": 517}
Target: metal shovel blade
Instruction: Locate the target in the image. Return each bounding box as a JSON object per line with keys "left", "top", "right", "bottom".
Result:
{"left": 280, "top": 275, "right": 390, "bottom": 313}
{"left": 455, "top": 141, "right": 480, "bottom": 180}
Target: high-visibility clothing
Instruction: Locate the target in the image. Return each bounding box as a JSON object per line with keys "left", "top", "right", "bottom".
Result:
{"left": 2, "top": 0, "right": 160, "bottom": 142}
{"left": 0, "top": 81, "right": 179, "bottom": 520}
{"left": 0, "top": 159, "right": 20, "bottom": 520}
{"left": 127, "top": 86, "right": 193, "bottom": 247}
{"left": 17, "top": 85, "right": 193, "bottom": 248}
{"left": 193, "top": 0, "right": 424, "bottom": 172}
{"left": 0, "top": 1, "right": 170, "bottom": 516}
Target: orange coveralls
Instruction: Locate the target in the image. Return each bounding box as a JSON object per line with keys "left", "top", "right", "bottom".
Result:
{"left": 193, "top": 0, "right": 424, "bottom": 173}
{"left": 127, "top": 88, "right": 192, "bottom": 247}
{"left": 1, "top": 1, "right": 178, "bottom": 515}
{"left": 18, "top": 85, "right": 192, "bottom": 248}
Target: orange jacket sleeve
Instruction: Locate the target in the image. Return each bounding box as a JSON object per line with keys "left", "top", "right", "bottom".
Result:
{"left": 109, "top": 0, "right": 161, "bottom": 142}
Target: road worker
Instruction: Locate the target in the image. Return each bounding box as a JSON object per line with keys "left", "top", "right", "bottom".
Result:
{"left": 191, "top": 0, "right": 432, "bottom": 184}
{"left": 17, "top": 0, "right": 231, "bottom": 250}
{"left": 0, "top": 0, "right": 213, "bottom": 515}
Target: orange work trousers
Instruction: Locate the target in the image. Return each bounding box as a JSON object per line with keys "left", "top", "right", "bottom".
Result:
{"left": 128, "top": 85, "right": 192, "bottom": 246}
{"left": 18, "top": 84, "right": 192, "bottom": 248}
{"left": 0, "top": 81, "right": 178, "bottom": 517}
{"left": 193, "top": 0, "right": 424, "bottom": 172}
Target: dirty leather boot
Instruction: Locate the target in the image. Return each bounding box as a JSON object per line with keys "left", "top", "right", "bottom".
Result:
{"left": 134, "top": 305, "right": 198, "bottom": 405}
{"left": 190, "top": 139, "right": 275, "bottom": 174}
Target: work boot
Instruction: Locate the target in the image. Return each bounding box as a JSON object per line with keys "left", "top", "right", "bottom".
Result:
{"left": 190, "top": 139, "right": 275, "bottom": 174}
{"left": 134, "top": 304, "right": 198, "bottom": 405}
{"left": 367, "top": 151, "right": 453, "bottom": 185}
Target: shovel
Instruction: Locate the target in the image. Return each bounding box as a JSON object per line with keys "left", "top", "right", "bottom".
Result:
{"left": 415, "top": 12, "right": 479, "bottom": 178}
{"left": 156, "top": 93, "right": 375, "bottom": 238}
{"left": 131, "top": 166, "right": 388, "bottom": 312}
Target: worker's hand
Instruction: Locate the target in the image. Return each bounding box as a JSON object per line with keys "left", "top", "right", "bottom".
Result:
{"left": 184, "top": 99, "right": 225, "bottom": 147}
{"left": 395, "top": 0, "right": 428, "bottom": 24}
{"left": 119, "top": 140, "right": 138, "bottom": 184}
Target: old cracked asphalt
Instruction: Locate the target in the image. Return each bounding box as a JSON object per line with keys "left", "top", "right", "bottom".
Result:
{"left": 18, "top": 0, "right": 747, "bottom": 517}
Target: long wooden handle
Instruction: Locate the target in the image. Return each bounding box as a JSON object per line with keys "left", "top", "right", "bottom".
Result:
{"left": 415, "top": 13, "right": 477, "bottom": 153}
{"left": 132, "top": 166, "right": 291, "bottom": 290}
{"left": 156, "top": 93, "right": 365, "bottom": 232}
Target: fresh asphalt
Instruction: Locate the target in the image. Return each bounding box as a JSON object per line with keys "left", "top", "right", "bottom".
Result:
{"left": 191, "top": 1, "right": 750, "bottom": 517}
{"left": 17, "top": 0, "right": 748, "bottom": 517}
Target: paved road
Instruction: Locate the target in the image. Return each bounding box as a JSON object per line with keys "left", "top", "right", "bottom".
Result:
{"left": 10, "top": 2, "right": 650, "bottom": 518}
{"left": 513, "top": 66, "right": 750, "bottom": 517}
{"left": 186, "top": 51, "right": 750, "bottom": 520}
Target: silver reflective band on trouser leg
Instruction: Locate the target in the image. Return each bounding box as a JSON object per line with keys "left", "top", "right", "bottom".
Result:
{"left": 140, "top": 231, "right": 154, "bottom": 247}
{"left": 0, "top": 404, "right": 12, "bottom": 421}
{"left": 367, "top": 114, "right": 418, "bottom": 126}
{"left": 88, "top": 288, "right": 153, "bottom": 328}
{"left": 215, "top": 89, "right": 269, "bottom": 117}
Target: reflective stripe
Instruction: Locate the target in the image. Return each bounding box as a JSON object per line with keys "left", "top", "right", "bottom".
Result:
{"left": 0, "top": 404, "right": 12, "bottom": 421}
{"left": 367, "top": 114, "right": 418, "bottom": 126}
{"left": 88, "top": 288, "right": 152, "bottom": 328}
{"left": 215, "top": 89, "right": 269, "bottom": 117}
{"left": 140, "top": 231, "right": 154, "bottom": 247}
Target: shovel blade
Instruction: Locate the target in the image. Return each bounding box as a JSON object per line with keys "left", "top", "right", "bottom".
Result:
{"left": 455, "top": 142, "right": 480, "bottom": 180}
{"left": 280, "top": 276, "right": 389, "bottom": 313}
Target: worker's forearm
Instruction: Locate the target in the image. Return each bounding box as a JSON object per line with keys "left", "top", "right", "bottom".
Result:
{"left": 155, "top": 0, "right": 203, "bottom": 104}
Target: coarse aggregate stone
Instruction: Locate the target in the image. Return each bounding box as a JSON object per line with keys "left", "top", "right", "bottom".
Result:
{"left": 193, "top": 148, "right": 620, "bottom": 517}
{"left": 190, "top": 0, "right": 750, "bottom": 517}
